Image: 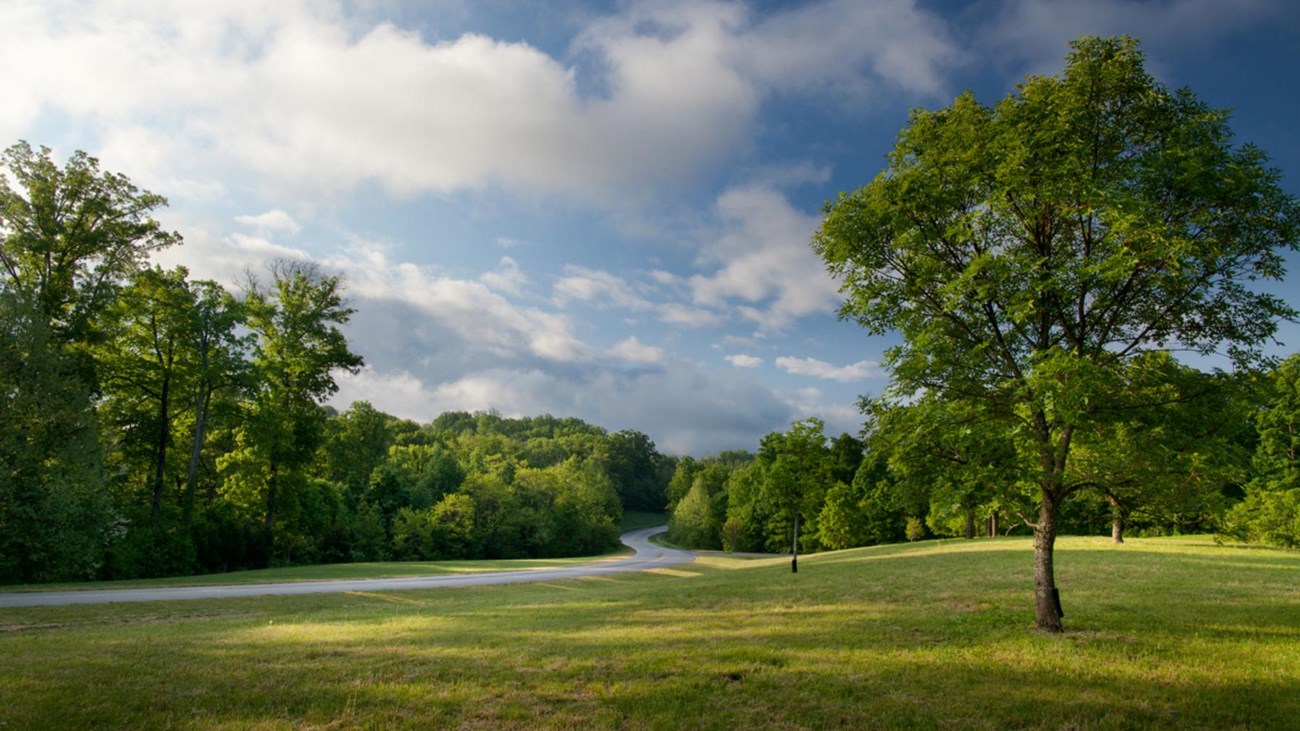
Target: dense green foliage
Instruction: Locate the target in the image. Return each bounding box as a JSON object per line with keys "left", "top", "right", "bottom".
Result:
{"left": 1222, "top": 354, "right": 1300, "bottom": 546}
{"left": 812, "top": 36, "right": 1299, "bottom": 630}
{"left": 0, "top": 143, "right": 669, "bottom": 584}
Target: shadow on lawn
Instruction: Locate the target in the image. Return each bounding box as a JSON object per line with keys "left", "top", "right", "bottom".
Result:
{"left": 5, "top": 541, "right": 1298, "bottom": 729}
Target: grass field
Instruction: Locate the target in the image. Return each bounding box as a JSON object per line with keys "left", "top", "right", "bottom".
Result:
{"left": 2, "top": 535, "right": 1297, "bottom": 729}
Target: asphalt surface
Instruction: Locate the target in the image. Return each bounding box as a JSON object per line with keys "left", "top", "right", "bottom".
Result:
{"left": 0, "top": 526, "right": 693, "bottom": 608}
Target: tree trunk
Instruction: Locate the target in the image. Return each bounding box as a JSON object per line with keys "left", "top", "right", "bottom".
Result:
{"left": 265, "top": 463, "right": 278, "bottom": 531}
{"left": 1033, "top": 493, "right": 1063, "bottom": 632}
{"left": 150, "top": 372, "right": 171, "bottom": 526}
{"left": 964, "top": 506, "right": 976, "bottom": 539}
{"left": 1108, "top": 495, "right": 1125, "bottom": 544}
{"left": 183, "top": 382, "right": 213, "bottom": 523}
{"left": 791, "top": 511, "right": 799, "bottom": 574}
{"left": 989, "top": 509, "right": 999, "bottom": 537}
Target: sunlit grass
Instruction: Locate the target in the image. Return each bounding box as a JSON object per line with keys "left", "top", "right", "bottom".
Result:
{"left": 3, "top": 536, "right": 1297, "bottom": 729}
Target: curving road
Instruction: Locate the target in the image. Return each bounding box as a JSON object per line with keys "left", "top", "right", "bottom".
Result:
{"left": 0, "top": 526, "right": 693, "bottom": 608}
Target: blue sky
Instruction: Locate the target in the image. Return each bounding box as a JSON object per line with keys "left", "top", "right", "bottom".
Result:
{"left": 4, "top": 0, "right": 1298, "bottom": 454}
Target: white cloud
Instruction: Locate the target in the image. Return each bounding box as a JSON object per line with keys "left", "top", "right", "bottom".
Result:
{"left": 0, "top": 0, "right": 967, "bottom": 203}
{"left": 151, "top": 217, "right": 310, "bottom": 287}
{"left": 648, "top": 269, "right": 680, "bottom": 286}
{"left": 235, "top": 209, "right": 302, "bottom": 235}
{"left": 726, "top": 354, "right": 763, "bottom": 368}
{"left": 689, "top": 185, "right": 842, "bottom": 331}
{"left": 609, "top": 336, "right": 666, "bottom": 364}
{"left": 553, "top": 265, "right": 653, "bottom": 310}
{"left": 658, "top": 303, "right": 726, "bottom": 329}
{"left": 737, "top": 0, "right": 957, "bottom": 100}
{"left": 780, "top": 388, "right": 863, "bottom": 439}
{"left": 776, "top": 356, "right": 880, "bottom": 382}
{"left": 480, "top": 256, "right": 528, "bottom": 296}
{"left": 0, "top": 1, "right": 758, "bottom": 202}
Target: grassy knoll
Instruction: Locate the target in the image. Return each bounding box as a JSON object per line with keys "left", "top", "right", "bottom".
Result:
{"left": 2, "top": 536, "right": 1297, "bottom": 729}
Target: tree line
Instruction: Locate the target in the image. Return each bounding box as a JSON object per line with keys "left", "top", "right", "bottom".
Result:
{"left": 0, "top": 141, "right": 672, "bottom": 584}
{"left": 666, "top": 350, "right": 1300, "bottom": 559}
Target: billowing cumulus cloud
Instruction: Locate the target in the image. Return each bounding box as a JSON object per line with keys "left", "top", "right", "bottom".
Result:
{"left": 726, "top": 354, "right": 763, "bottom": 368}
{"left": 0, "top": 0, "right": 963, "bottom": 203}
{"left": 553, "top": 266, "right": 653, "bottom": 310}
{"left": 480, "top": 257, "right": 528, "bottom": 296}
{"left": 234, "top": 209, "right": 302, "bottom": 235}
{"left": 776, "top": 356, "right": 881, "bottom": 382}
{"left": 609, "top": 336, "right": 666, "bottom": 364}
{"left": 738, "top": 0, "right": 957, "bottom": 99}
{"left": 690, "top": 185, "right": 842, "bottom": 330}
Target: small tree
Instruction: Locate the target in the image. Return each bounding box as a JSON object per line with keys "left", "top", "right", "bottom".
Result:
{"left": 815, "top": 36, "right": 1298, "bottom": 631}
{"left": 759, "top": 418, "right": 831, "bottom": 573}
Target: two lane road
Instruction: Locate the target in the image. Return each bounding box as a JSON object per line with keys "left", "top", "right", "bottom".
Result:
{"left": 0, "top": 526, "right": 692, "bottom": 608}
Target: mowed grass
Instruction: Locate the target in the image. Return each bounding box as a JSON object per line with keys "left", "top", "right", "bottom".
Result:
{"left": 2, "top": 536, "right": 1297, "bottom": 730}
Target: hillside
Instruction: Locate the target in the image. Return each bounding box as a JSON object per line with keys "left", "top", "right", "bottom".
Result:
{"left": 2, "top": 536, "right": 1297, "bottom": 729}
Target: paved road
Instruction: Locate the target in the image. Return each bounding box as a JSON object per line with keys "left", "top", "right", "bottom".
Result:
{"left": 0, "top": 526, "right": 693, "bottom": 608}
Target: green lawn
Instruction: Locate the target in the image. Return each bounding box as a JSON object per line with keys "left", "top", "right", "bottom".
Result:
{"left": 2, "top": 535, "right": 1297, "bottom": 729}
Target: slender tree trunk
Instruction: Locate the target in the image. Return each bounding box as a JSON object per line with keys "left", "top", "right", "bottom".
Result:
{"left": 791, "top": 512, "right": 799, "bottom": 574}
{"left": 964, "top": 506, "right": 976, "bottom": 539}
{"left": 1033, "top": 493, "right": 1063, "bottom": 632}
{"left": 1108, "top": 495, "right": 1125, "bottom": 544}
{"left": 150, "top": 373, "right": 171, "bottom": 525}
{"left": 183, "top": 382, "right": 213, "bottom": 523}
{"left": 989, "top": 509, "right": 999, "bottom": 537}
{"left": 266, "top": 462, "right": 278, "bottom": 531}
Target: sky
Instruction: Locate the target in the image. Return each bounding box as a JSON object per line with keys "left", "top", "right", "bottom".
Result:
{"left": 3, "top": 0, "right": 1298, "bottom": 455}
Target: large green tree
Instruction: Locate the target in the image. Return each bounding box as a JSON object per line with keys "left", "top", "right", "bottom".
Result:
{"left": 219, "top": 262, "right": 362, "bottom": 562}
{"left": 868, "top": 396, "right": 1022, "bottom": 540}
{"left": 1068, "top": 353, "right": 1247, "bottom": 543}
{"left": 599, "top": 429, "right": 667, "bottom": 512}
{"left": 814, "top": 37, "right": 1298, "bottom": 631}
{"left": 0, "top": 292, "right": 111, "bottom": 583}
{"left": 0, "top": 142, "right": 180, "bottom": 350}
{"left": 97, "top": 267, "right": 199, "bottom": 525}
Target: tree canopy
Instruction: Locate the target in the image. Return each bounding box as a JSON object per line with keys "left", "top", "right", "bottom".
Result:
{"left": 814, "top": 36, "right": 1299, "bottom": 631}
{"left": 0, "top": 141, "right": 180, "bottom": 347}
